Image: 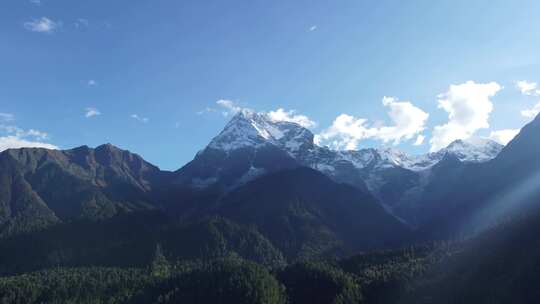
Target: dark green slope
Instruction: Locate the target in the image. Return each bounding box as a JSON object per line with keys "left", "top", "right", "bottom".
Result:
{"left": 0, "top": 143, "right": 409, "bottom": 263}
{"left": 0, "top": 144, "right": 167, "bottom": 237}
{"left": 401, "top": 206, "right": 540, "bottom": 304}
{"left": 217, "top": 167, "right": 412, "bottom": 259}
{"left": 0, "top": 257, "right": 288, "bottom": 304}
{"left": 0, "top": 211, "right": 285, "bottom": 275}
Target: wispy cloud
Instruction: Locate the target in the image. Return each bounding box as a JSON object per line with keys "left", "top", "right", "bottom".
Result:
{"left": 196, "top": 107, "right": 217, "bottom": 115}
{"left": 29, "top": 0, "right": 41, "bottom": 5}
{"left": 85, "top": 107, "right": 101, "bottom": 118}
{"left": 0, "top": 125, "right": 49, "bottom": 140}
{"left": 87, "top": 80, "right": 97, "bottom": 86}
{"left": 521, "top": 102, "right": 540, "bottom": 119}
{"left": 516, "top": 80, "right": 540, "bottom": 96}
{"left": 216, "top": 99, "right": 249, "bottom": 117}
{"left": 0, "top": 113, "right": 15, "bottom": 122}
{"left": 309, "top": 25, "right": 317, "bottom": 32}
{"left": 0, "top": 113, "right": 57, "bottom": 151}
{"left": 25, "top": 129, "right": 49, "bottom": 140}
{"left": 74, "top": 18, "right": 89, "bottom": 28}
{"left": 131, "top": 114, "right": 149, "bottom": 123}
{"left": 24, "top": 17, "right": 61, "bottom": 33}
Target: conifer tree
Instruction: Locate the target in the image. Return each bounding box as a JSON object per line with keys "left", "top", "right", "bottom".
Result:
{"left": 151, "top": 243, "right": 171, "bottom": 278}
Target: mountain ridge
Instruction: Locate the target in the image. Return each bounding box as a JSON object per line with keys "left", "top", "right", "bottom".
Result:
{"left": 0, "top": 144, "right": 166, "bottom": 237}
{"left": 174, "top": 110, "right": 505, "bottom": 221}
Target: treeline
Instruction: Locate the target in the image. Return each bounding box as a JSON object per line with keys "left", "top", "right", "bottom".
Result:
{"left": 0, "top": 243, "right": 451, "bottom": 304}
{"left": 0, "top": 214, "right": 286, "bottom": 275}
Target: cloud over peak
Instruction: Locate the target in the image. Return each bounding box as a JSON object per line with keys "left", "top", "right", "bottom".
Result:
{"left": 215, "top": 100, "right": 317, "bottom": 128}
{"left": 267, "top": 108, "right": 316, "bottom": 128}
{"left": 315, "top": 96, "right": 428, "bottom": 150}
{"left": 216, "top": 99, "right": 246, "bottom": 116}
{"left": 429, "top": 81, "right": 501, "bottom": 152}
{"left": 314, "top": 114, "right": 377, "bottom": 150}
{"left": 489, "top": 129, "right": 520, "bottom": 145}
{"left": 377, "top": 96, "right": 429, "bottom": 145}
{"left": 0, "top": 136, "right": 57, "bottom": 152}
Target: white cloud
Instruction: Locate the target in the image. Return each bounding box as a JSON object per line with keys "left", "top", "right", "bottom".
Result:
{"left": 215, "top": 99, "right": 317, "bottom": 128}
{"left": 315, "top": 114, "right": 377, "bottom": 150}
{"left": 489, "top": 129, "right": 520, "bottom": 145}
{"left": 376, "top": 96, "right": 429, "bottom": 145}
{"left": 429, "top": 81, "right": 501, "bottom": 152}
{"left": 26, "top": 129, "right": 49, "bottom": 140}
{"left": 85, "top": 107, "right": 101, "bottom": 118}
{"left": 87, "top": 80, "right": 97, "bottom": 86}
{"left": 267, "top": 108, "right": 316, "bottom": 128}
{"left": 131, "top": 114, "right": 149, "bottom": 123}
{"left": 0, "top": 113, "right": 15, "bottom": 122}
{"left": 0, "top": 136, "right": 57, "bottom": 152}
{"left": 414, "top": 134, "right": 425, "bottom": 146}
{"left": 216, "top": 99, "right": 246, "bottom": 116}
{"left": 0, "top": 114, "right": 57, "bottom": 151}
{"left": 516, "top": 80, "right": 540, "bottom": 96}
{"left": 29, "top": 0, "right": 41, "bottom": 5}
{"left": 309, "top": 25, "right": 317, "bottom": 32}
{"left": 0, "top": 125, "right": 50, "bottom": 140}
{"left": 521, "top": 101, "right": 540, "bottom": 119}
{"left": 316, "top": 96, "right": 428, "bottom": 150}
{"left": 24, "top": 17, "right": 61, "bottom": 33}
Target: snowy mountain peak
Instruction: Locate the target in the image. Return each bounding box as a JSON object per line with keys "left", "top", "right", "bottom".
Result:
{"left": 399, "top": 138, "right": 503, "bottom": 171}
{"left": 439, "top": 138, "right": 503, "bottom": 163}
{"left": 207, "top": 110, "right": 314, "bottom": 154}
{"left": 208, "top": 112, "right": 503, "bottom": 171}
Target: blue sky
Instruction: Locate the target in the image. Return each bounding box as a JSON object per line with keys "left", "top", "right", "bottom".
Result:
{"left": 1, "top": 0, "right": 540, "bottom": 170}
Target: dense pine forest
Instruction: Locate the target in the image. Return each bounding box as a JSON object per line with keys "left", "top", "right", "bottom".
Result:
{"left": 1, "top": 206, "right": 539, "bottom": 304}
{"left": 0, "top": 237, "right": 447, "bottom": 304}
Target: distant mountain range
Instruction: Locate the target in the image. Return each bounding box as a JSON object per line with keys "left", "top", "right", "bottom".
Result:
{"left": 3, "top": 108, "right": 540, "bottom": 304}
{"left": 174, "top": 109, "right": 504, "bottom": 225}
{"left": 1, "top": 108, "right": 538, "bottom": 261}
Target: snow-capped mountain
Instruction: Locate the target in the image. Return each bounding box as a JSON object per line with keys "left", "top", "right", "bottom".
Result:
{"left": 175, "top": 109, "right": 505, "bottom": 220}
{"left": 208, "top": 109, "right": 314, "bottom": 155}
{"left": 206, "top": 110, "right": 502, "bottom": 170}
{"left": 174, "top": 110, "right": 303, "bottom": 189}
